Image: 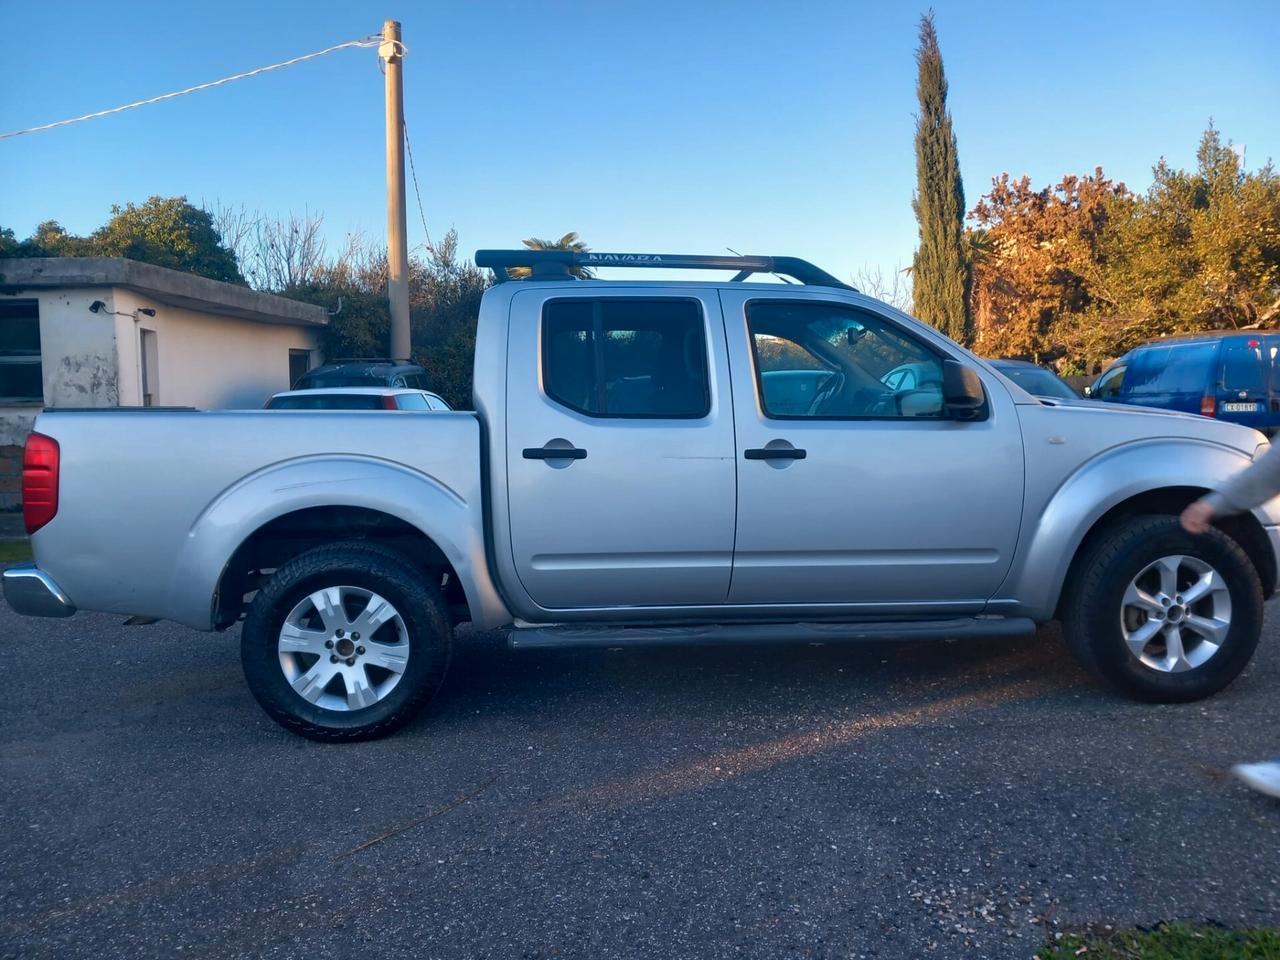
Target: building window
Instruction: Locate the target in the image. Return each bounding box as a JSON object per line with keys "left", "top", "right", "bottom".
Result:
{"left": 289, "top": 349, "right": 312, "bottom": 389}
{"left": 0, "top": 299, "right": 43, "bottom": 404}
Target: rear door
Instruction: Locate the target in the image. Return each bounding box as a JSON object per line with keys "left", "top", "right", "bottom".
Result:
{"left": 722, "top": 289, "right": 1024, "bottom": 611}
{"left": 1217, "top": 336, "right": 1270, "bottom": 430}
{"left": 505, "top": 288, "right": 737, "bottom": 610}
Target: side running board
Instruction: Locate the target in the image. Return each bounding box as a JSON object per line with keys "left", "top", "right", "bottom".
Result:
{"left": 508, "top": 617, "right": 1036, "bottom": 650}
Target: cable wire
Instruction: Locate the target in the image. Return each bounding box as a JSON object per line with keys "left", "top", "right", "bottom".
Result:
{"left": 0, "top": 34, "right": 404, "bottom": 141}
{"left": 403, "top": 119, "right": 435, "bottom": 256}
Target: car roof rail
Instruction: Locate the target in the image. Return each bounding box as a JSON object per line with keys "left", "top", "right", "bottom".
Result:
{"left": 475, "top": 250, "right": 855, "bottom": 290}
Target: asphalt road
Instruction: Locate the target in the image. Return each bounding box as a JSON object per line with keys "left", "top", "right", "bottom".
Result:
{"left": 1, "top": 600, "right": 1277, "bottom": 960}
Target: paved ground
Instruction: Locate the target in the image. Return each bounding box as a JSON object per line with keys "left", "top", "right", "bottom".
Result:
{"left": 1, "top": 600, "right": 1277, "bottom": 960}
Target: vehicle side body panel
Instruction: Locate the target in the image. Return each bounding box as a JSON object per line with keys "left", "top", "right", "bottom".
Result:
{"left": 29, "top": 410, "right": 511, "bottom": 630}
{"left": 503, "top": 286, "right": 737, "bottom": 609}
{"left": 719, "top": 287, "right": 1025, "bottom": 613}
{"left": 996, "top": 402, "right": 1280, "bottom": 619}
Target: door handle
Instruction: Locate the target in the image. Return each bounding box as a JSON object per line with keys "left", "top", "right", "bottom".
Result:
{"left": 744, "top": 447, "right": 806, "bottom": 460}
{"left": 523, "top": 446, "right": 587, "bottom": 460}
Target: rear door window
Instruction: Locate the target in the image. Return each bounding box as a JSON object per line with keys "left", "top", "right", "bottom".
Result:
{"left": 542, "top": 299, "right": 709, "bottom": 418}
{"left": 1221, "top": 338, "right": 1267, "bottom": 394}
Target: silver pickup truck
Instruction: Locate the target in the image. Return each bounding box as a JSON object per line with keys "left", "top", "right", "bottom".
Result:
{"left": 7, "top": 250, "right": 1278, "bottom": 741}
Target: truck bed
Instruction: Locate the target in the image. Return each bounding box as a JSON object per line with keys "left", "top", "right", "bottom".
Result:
{"left": 29, "top": 409, "right": 484, "bottom": 628}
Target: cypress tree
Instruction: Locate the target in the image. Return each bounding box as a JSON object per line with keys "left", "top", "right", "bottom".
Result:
{"left": 911, "top": 11, "right": 971, "bottom": 343}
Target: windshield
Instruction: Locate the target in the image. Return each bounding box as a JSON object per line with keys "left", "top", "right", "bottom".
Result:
{"left": 994, "top": 365, "right": 1078, "bottom": 400}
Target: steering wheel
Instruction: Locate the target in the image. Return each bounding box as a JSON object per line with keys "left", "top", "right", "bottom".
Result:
{"left": 806, "top": 372, "right": 845, "bottom": 416}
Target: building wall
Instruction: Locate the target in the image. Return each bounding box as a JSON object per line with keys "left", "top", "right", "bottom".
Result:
{"left": 111, "top": 288, "right": 322, "bottom": 409}
{"left": 0, "top": 288, "right": 120, "bottom": 446}
{"left": 0, "top": 288, "right": 121, "bottom": 512}
{"left": 0, "top": 285, "right": 322, "bottom": 511}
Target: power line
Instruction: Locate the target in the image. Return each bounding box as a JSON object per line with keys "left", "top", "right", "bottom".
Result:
{"left": 0, "top": 34, "right": 404, "bottom": 141}
{"left": 403, "top": 119, "right": 435, "bottom": 255}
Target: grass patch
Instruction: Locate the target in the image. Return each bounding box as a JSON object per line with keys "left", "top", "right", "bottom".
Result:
{"left": 1038, "top": 923, "right": 1280, "bottom": 959}
{"left": 0, "top": 540, "right": 32, "bottom": 564}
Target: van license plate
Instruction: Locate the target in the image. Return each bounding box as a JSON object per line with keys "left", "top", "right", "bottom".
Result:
{"left": 1223, "top": 402, "right": 1261, "bottom": 413}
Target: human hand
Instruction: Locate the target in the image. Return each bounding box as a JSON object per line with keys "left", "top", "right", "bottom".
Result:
{"left": 1180, "top": 499, "right": 1215, "bottom": 535}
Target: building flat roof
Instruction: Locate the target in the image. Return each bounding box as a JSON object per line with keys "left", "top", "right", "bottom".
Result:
{"left": 0, "top": 257, "right": 328, "bottom": 328}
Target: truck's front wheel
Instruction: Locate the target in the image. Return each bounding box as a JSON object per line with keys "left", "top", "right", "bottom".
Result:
{"left": 241, "top": 542, "right": 451, "bottom": 741}
{"left": 1062, "top": 515, "right": 1263, "bottom": 702}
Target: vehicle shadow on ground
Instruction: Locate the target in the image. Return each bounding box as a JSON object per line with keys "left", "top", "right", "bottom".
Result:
{"left": 417, "top": 621, "right": 1091, "bottom": 732}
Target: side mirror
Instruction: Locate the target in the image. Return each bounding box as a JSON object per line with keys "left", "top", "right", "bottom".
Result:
{"left": 942, "top": 360, "right": 987, "bottom": 420}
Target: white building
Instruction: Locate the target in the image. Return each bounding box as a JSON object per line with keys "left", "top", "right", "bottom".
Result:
{"left": 0, "top": 256, "right": 327, "bottom": 508}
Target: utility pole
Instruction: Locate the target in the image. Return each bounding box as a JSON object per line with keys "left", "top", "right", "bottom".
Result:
{"left": 380, "top": 19, "right": 411, "bottom": 361}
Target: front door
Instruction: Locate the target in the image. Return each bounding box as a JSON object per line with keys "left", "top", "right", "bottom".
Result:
{"left": 722, "top": 290, "right": 1023, "bottom": 612}
{"left": 505, "top": 288, "right": 737, "bottom": 610}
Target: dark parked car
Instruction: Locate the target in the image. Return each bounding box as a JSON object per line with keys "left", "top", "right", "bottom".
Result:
{"left": 1087, "top": 332, "right": 1280, "bottom": 433}
{"left": 989, "top": 359, "right": 1081, "bottom": 401}
{"left": 292, "top": 359, "right": 430, "bottom": 391}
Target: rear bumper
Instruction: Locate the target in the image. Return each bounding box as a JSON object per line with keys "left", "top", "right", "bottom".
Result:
{"left": 2, "top": 563, "right": 76, "bottom": 618}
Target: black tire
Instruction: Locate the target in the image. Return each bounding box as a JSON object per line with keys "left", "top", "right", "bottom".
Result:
{"left": 241, "top": 541, "right": 451, "bottom": 742}
{"left": 1062, "top": 514, "right": 1263, "bottom": 703}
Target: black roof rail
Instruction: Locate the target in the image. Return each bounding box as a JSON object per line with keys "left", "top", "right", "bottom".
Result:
{"left": 475, "top": 250, "right": 855, "bottom": 290}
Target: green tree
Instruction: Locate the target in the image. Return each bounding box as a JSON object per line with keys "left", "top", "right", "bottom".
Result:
{"left": 286, "top": 229, "right": 489, "bottom": 408}
{"left": 91, "top": 196, "right": 243, "bottom": 282}
{"left": 508, "top": 231, "right": 594, "bottom": 279}
{"left": 1, "top": 196, "right": 243, "bottom": 284}
{"left": 911, "top": 11, "right": 971, "bottom": 343}
{"left": 1103, "top": 125, "right": 1280, "bottom": 334}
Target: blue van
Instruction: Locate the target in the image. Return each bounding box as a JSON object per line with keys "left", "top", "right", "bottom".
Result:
{"left": 1088, "top": 332, "right": 1280, "bottom": 434}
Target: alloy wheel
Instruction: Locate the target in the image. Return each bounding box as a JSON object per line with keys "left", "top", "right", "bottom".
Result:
{"left": 1120, "top": 554, "right": 1232, "bottom": 674}
{"left": 277, "top": 585, "right": 410, "bottom": 711}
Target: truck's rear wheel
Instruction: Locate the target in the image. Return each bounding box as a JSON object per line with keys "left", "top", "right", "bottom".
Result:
{"left": 1062, "top": 515, "right": 1263, "bottom": 702}
{"left": 241, "top": 542, "right": 451, "bottom": 741}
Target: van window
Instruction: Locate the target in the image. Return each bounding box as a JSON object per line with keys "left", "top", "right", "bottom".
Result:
{"left": 1221, "top": 338, "right": 1267, "bottom": 393}
{"left": 1123, "top": 343, "right": 1217, "bottom": 396}
{"left": 1092, "top": 364, "right": 1126, "bottom": 400}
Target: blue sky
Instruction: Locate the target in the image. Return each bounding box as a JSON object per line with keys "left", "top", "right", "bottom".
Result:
{"left": 2, "top": 0, "right": 1277, "bottom": 285}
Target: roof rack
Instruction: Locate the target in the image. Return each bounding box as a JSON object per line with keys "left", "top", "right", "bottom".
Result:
{"left": 475, "top": 250, "right": 854, "bottom": 290}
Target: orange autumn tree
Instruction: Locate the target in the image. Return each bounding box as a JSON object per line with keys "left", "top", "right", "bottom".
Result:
{"left": 968, "top": 169, "right": 1132, "bottom": 367}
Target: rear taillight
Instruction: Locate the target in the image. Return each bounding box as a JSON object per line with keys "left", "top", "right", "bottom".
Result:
{"left": 381, "top": 395, "right": 399, "bottom": 410}
{"left": 22, "top": 432, "right": 59, "bottom": 534}
{"left": 1200, "top": 395, "right": 1217, "bottom": 417}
